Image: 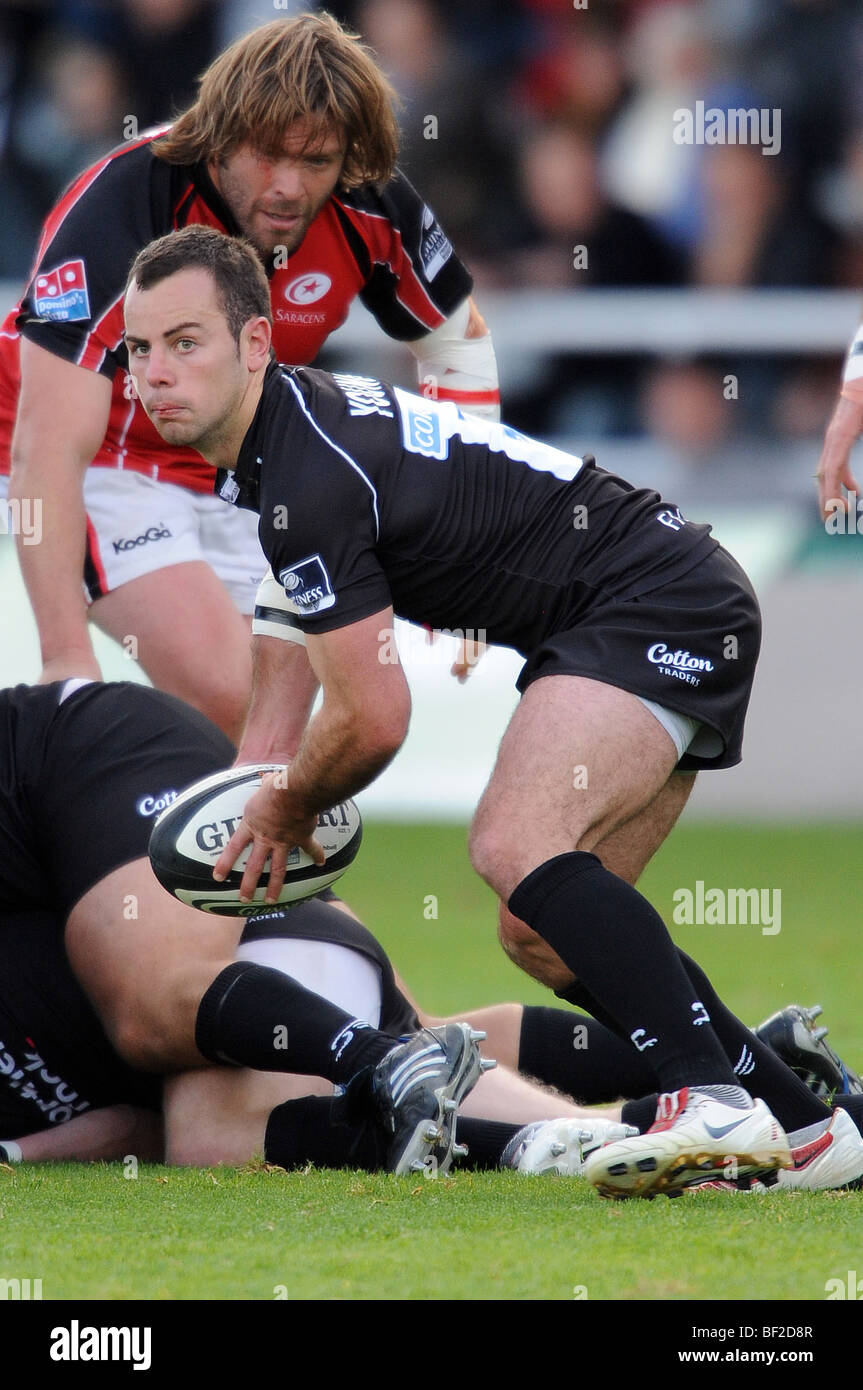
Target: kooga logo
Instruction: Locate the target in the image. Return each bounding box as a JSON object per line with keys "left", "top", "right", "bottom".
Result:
{"left": 113, "top": 524, "right": 172, "bottom": 553}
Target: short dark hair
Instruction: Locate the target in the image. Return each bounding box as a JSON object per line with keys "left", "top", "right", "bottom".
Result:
{"left": 127, "top": 226, "right": 272, "bottom": 343}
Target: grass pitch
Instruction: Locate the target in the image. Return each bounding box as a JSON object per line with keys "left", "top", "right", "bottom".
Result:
{"left": 4, "top": 823, "right": 862, "bottom": 1302}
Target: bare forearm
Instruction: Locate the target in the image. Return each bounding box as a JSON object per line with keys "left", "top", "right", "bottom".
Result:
{"left": 284, "top": 699, "right": 405, "bottom": 815}
{"left": 235, "top": 636, "right": 320, "bottom": 764}
{"left": 9, "top": 459, "right": 94, "bottom": 667}
{"left": 7, "top": 1106, "right": 163, "bottom": 1162}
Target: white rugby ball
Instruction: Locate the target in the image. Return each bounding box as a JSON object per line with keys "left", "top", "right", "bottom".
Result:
{"left": 148, "top": 764, "right": 362, "bottom": 915}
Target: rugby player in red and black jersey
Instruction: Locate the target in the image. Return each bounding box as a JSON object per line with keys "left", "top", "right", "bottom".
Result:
{"left": 3, "top": 14, "right": 499, "bottom": 740}
{"left": 121, "top": 225, "right": 863, "bottom": 1199}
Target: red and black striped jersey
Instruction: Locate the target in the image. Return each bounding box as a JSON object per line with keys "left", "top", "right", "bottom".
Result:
{"left": 0, "top": 131, "right": 471, "bottom": 491}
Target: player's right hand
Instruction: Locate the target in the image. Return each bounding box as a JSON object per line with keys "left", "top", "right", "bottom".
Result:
{"left": 37, "top": 653, "right": 102, "bottom": 685}
{"left": 817, "top": 396, "right": 863, "bottom": 520}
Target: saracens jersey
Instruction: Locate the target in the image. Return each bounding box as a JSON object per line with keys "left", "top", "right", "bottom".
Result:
{"left": 229, "top": 363, "right": 719, "bottom": 654}
{"left": 0, "top": 129, "right": 471, "bottom": 492}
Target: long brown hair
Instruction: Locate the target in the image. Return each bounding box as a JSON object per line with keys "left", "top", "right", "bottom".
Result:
{"left": 153, "top": 12, "right": 399, "bottom": 190}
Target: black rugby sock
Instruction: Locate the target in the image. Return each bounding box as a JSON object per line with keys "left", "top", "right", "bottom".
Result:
{"left": 263, "top": 1102, "right": 522, "bottom": 1173}
{"left": 195, "top": 963, "right": 396, "bottom": 1083}
{"left": 265, "top": 1096, "right": 383, "bottom": 1171}
{"left": 518, "top": 1005, "right": 656, "bottom": 1104}
{"left": 509, "top": 853, "right": 737, "bottom": 1092}
{"left": 457, "top": 1118, "right": 522, "bottom": 1169}
{"left": 675, "top": 952, "right": 831, "bottom": 1130}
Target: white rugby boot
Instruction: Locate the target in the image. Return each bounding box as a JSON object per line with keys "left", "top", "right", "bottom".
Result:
{"left": 582, "top": 1086, "right": 791, "bottom": 1199}
{"left": 501, "top": 1117, "right": 639, "bottom": 1176}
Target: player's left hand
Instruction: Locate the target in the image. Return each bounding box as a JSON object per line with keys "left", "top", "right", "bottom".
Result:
{"left": 213, "top": 771, "right": 325, "bottom": 903}
{"left": 451, "top": 636, "right": 488, "bottom": 683}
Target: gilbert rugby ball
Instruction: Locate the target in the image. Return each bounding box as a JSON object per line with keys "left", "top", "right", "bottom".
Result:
{"left": 148, "top": 764, "right": 362, "bottom": 915}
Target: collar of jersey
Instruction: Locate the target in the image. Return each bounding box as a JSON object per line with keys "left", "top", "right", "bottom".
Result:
{"left": 228, "top": 360, "right": 289, "bottom": 507}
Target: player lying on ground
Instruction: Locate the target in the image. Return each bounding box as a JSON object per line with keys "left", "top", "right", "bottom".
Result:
{"left": 4, "top": 13, "right": 497, "bottom": 739}
{"left": 0, "top": 884, "right": 637, "bottom": 1179}
{"left": 2, "top": 682, "right": 861, "bottom": 1191}
{"left": 125, "top": 225, "right": 836, "bottom": 1198}
{"left": 2, "top": 887, "right": 861, "bottom": 1191}
{"left": 0, "top": 678, "right": 497, "bottom": 1176}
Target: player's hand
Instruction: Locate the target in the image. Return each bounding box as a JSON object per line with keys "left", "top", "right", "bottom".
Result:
{"left": 817, "top": 396, "right": 863, "bottom": 520}
{"left": 451, "top": 636, "right": 488, "bottom": 683}
{"left": 213, "top": 770, "right": 325, "bottom": 903}
{"left": 37, "top": 652, "right": 102, "bottom": 685}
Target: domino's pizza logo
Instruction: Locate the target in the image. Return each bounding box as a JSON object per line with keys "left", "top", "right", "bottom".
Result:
{"left": 278, "top": 554, "right": 335, "bottom": 614}
{"left": 33, "top": 260, "right": 91, "bottom": 322}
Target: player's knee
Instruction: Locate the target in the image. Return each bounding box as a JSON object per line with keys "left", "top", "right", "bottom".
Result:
{"left": 497, "top": 904, "right": 541, "bottom": 962}
{"left": 108, "top": 1009, "right": 190, "bottom": 1073}
{"left": 468, "top": 818, "right": 520, "bottom": 897}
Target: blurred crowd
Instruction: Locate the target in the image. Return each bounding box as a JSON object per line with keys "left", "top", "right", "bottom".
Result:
{"left": 2, "top": 0, "right": 861, "bottom": 498}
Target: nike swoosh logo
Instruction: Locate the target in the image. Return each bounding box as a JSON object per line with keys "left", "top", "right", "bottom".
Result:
{"left": 790, "top": 1133, "right": 832, "bottom": 1170}
{"left": 703, "top": 1117, "right": 749, "bottom": 1140}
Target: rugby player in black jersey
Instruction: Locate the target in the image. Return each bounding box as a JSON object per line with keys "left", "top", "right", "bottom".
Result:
{"left": 1, "top": 679, "right": 861, "bottom": 1191}
{"left": 124, "top": 225, "right": 863, "bottom": 1198}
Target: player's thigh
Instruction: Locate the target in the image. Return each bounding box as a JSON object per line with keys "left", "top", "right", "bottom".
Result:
{"left": 65, "top": 859, "right": 242, "bottom": 1069}
{"left": 92, "top": 562, "right": 252, "bottom": 741}
{"left": 592, "top": 769, "right": 697, "bottom": 884}
{"left": 470, "top": 674, "right": 679, "bottom": 898}
{"left": 163, "top": 1067, "right": 332, "bottom": 1166}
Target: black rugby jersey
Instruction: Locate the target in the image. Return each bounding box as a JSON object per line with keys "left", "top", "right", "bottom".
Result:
{"left": 229, "top": 363, "right": 719, "bottom": 654}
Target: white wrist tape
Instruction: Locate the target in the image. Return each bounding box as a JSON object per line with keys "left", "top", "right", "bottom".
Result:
{"left": 843, "top": 324, "right": 863, "bottom": 386}
{"left": 0, "top": 1140, "right": 22, "bottom": 1163}
{"left": 252, "top": 570, "right": 307, "bottom": 645}
{"left": 409, "top": 298, "right": 501, "bottom": 421}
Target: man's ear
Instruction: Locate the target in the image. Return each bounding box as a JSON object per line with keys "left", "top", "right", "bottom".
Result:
{"left": 244, "top": 315, "right": 272, "bottom": 370}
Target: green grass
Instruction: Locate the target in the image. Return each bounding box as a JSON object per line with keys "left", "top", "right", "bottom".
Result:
{"left": 5, "top": 823, "right": 863, "bottom": 1301}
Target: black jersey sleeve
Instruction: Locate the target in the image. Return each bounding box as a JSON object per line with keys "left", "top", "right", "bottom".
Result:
{"left": 16, "top": 140, "right": 172, "bottom": 379}
{"left": 337, "top": 170, "right": 473, "bottom": 340}
{"left": 258, "top": 371, "right": 394, "bottom": 635}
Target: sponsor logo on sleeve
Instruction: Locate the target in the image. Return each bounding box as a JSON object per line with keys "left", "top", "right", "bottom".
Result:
{"left": 33, "top": 260, "right": 91, "bottom": 322}
{"left": 278, "top": 554, "right": 335, "bottom": 614}
{"left": 419, "top": 205, "right": 453, "bottom": 280}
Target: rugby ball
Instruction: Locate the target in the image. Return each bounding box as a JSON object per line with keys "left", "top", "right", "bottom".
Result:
{"left": 148, "top": 764, "right": 362, "bottom": 915}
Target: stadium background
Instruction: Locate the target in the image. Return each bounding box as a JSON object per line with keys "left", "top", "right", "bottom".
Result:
{"left": 1, "top": 0, "right": 862, "bottom": 1310}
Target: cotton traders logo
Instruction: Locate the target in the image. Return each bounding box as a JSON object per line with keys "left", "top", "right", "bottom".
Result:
{"left": 284, "top": 272, "right": 332, "bottom": 306}
{"left": 647, "top": 643, "right": 714, "bottom": 687}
